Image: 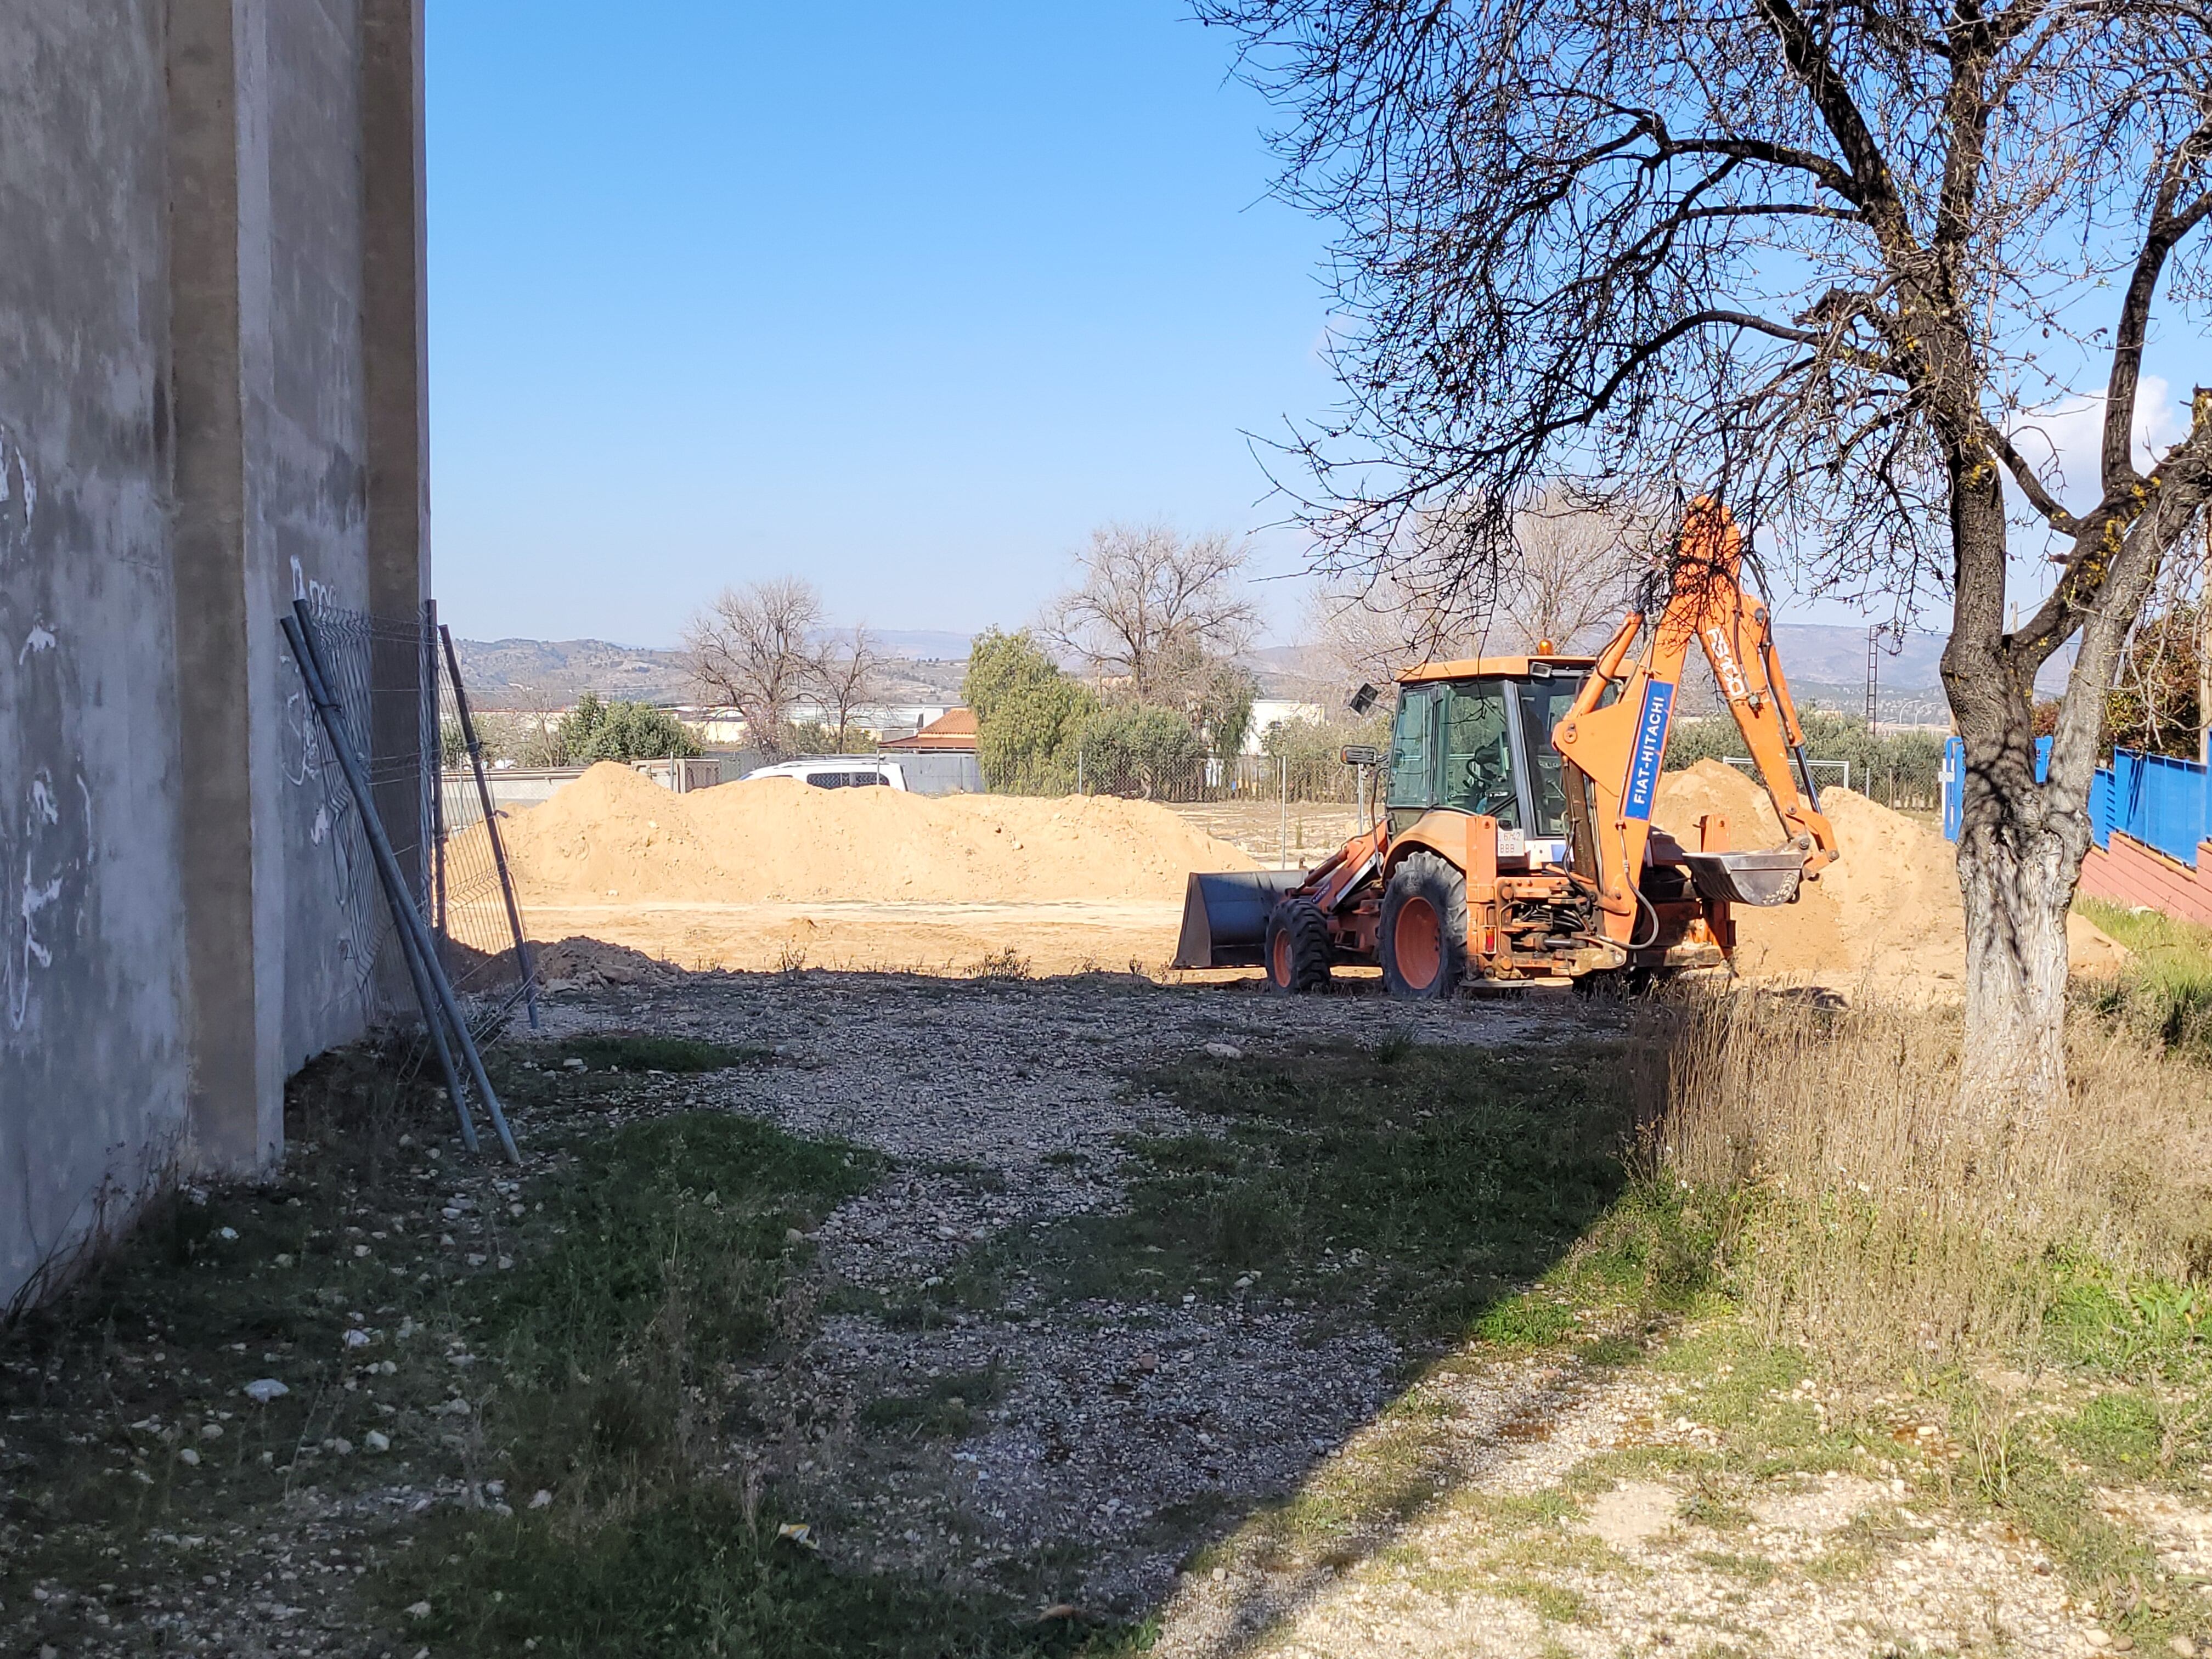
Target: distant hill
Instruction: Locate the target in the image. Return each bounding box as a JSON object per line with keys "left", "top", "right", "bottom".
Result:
{"left": 452, "top": 636, "right": 969, "bottom": 711}
{"left": 456, "top": 621, "right": 2072, "bottom": 723}
{"left": 453, "top": 639, "right": 692, "bottom": 710}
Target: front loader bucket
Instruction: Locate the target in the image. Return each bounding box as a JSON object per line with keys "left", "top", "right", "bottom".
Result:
{"left": 1685, "top": 850, "right": 1805, "bottom": 907}
{"left": 1173, "top": 870, "right": 1310, "bottom": 969}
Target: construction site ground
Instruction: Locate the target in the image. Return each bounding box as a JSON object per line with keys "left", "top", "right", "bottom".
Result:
{"left": 473, "top": 763, "right": 2120, "bottom": 994}
{"left": 7, "top": 968, "right": 2203, "bottom": 1659}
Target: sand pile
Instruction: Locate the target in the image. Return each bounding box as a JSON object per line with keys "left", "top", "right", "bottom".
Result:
{"left": 485, "top": 763, "right": 1258, "bottom": 907}
{"left": 1652, "top": 759, "right": 2121, "bottom": 984}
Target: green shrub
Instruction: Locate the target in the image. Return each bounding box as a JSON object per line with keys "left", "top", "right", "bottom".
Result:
{"left": 965, "top": 629, "right": 1099, "bottom": 791}
{"left": 549, "top": 691, "right": 702, "bottom": 763}
{"left": 1069, "top": 703, "right": 1206, "bottom": 798}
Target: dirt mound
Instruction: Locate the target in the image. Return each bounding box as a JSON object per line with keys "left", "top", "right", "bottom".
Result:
{"left": 488, "top": 763, "right": 1258, "bottom": 907}
{"left": 1652, "top": 759, "right": 2121, "bottom": 986}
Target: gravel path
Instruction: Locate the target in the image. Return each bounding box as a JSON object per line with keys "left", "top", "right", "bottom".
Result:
{"left": 12, "top": 968, "right": 2204, "bottom": 1657}
{"left": 534, "top": 972, "right": 1575, "bottom": 1611}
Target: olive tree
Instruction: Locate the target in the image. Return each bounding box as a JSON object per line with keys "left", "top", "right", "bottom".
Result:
{"left": 1201, "top": 0, "right": 2212, "bottom": 1115}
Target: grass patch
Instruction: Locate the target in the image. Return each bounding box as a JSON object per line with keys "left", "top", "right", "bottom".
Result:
{"left": 954, "top": 1038, "right": 1635, "bottom": 1343}
{"left": 1, "top": 1044, "right": 1149, "bottom": 1658}
{"left": 859, "top": 1364, "right": 1009, "bottom": 1442}
{"left": 1485, "top": 1576, "right": 1593, "bottom": 1623}
{"left": 2078, "top": 898, "right": 2212, "bottom": 1054}
{"left": 388, "top": 1489, "right": 1134, "bottom": 1658}
{"left": 1692, "top": 1550, "right": 1776, "bottom": 1584}
{"left": 2041, "top": 1257, "right": 2211, "bottom": 1379}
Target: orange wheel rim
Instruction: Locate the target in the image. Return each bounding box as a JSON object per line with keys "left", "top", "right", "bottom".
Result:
{"left": 1271, "top": 926, "right": 1292, "bottom": 986}
{"left": 1396, "top": 895, "right": 1441, "bottom": 989}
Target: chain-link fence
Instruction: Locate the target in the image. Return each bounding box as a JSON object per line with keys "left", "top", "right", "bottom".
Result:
{"left": 991, "top": 748, "right": 1366, "bottom": 805}
{"left": 298, "top": 600, "right": 538, "bottom": 1046}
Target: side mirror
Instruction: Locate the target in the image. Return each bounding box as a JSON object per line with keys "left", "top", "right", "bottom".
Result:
{"left": 1340, "top": 744, "right": 1379, "bottom": 767}
{"left": 1347, "top": 683, "right": 1380, "bottom": 715}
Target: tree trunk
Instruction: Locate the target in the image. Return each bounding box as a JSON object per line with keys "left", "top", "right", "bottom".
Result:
{"left": 1954, "top": 805, "right": 2074, "bottom": 1119}
{"left": 1939, "top": 428, "right": 2086, "bottom": 1123}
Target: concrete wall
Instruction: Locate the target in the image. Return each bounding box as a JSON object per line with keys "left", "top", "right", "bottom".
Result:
{"left": 0, "top": 0, "right": 428, "bottom": 1310}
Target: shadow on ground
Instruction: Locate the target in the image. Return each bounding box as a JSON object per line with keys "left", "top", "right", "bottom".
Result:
{"left": 1, "top": 960, "right": 1678, "bottom": 1659}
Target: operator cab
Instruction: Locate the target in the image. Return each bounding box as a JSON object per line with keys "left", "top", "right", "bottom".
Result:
{"left": 1385, "top": 656, "right": 1594, "bottom": 866}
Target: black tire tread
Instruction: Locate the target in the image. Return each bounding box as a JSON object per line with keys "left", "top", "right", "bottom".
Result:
{"left": 1266, "top": 897, "right": 1334, "bottom": 993}
{"left": 1380, "top": 850, "right": 1470, "bottom": 999}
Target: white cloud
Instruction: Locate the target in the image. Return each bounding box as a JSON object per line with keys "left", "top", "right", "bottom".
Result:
{"left": 2002, "top": 375, "right": 2186, "bottom": 515}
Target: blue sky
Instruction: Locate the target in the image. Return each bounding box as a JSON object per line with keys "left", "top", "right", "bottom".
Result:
{"left": 426, "top": 5, "right": 2207, "bottom": 651}
{"left": 427, "top": 2, "right": 1338, "bottom": 648}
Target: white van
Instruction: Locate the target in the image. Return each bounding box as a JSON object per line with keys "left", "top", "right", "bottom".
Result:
{"left": 741, "top": 757, "right": 909, "bottom": 792}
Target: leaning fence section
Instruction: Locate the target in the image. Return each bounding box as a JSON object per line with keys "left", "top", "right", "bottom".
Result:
{"left": 433, "top": 622, "right": 541, "bottom": 1034}
{"left": 298, "top": 599, "right": 540, "bottom": 1046}
{"left": 297, "top": 598, "right": 440, "bottom": 1021}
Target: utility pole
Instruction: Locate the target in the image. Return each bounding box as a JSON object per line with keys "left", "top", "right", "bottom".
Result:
{"left": 1865, "top": 626, "right": 1880, "bottom": 736}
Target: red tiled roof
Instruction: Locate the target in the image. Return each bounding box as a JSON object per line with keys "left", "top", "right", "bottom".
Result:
{"left": 883, "top": 707, "right": 977, "bottom": 750}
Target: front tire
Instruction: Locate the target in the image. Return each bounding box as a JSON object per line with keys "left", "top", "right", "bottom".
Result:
{"left": 1265, "top": 898, "right": 1334, "bottom": 993}
{"left": 1380, "top": 851, "right": 1468, "bottom": 999}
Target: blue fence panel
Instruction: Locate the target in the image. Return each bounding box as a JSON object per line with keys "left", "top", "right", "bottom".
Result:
{"left": 2109, "top": 748, "right": 2208, "bottom": 866}
{"left": 1942, "top": 737, "right": 1962, "bottom": 840}
{"left": 2088, "top": 764, "right": 2113, "bottom": 849}
{"left": 1942, "top": 735, "right": 2051, "bottom": 842}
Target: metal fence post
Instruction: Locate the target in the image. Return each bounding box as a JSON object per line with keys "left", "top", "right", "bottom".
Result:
{"left": 289, "top": 603, "right": 521, "bottom": 1163}
{"left": 441, "top": 624, "right": 541, "bottom": 1032}
{"left": 1279, "top": 754, "right": 1289, "bottom": 870}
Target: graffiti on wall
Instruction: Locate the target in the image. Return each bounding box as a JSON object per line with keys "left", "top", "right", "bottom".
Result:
{"left": 0, "top": 425, "right": 92, "bottom": 1037}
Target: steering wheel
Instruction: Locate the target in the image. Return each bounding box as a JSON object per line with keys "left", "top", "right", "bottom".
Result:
{"left": 1459, "top": 755, "right": 1515, "bottom": 818}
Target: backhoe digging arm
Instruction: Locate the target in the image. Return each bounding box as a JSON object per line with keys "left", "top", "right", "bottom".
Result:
{"left": 1550, "top": 499, "right": 1840, "bottom": 945}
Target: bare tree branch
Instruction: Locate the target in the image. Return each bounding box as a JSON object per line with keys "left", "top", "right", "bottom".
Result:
{"left": 682, "top": 577, "right": 825, "bottom": 761}
{"left": 1042, "top": 523, "right": 1259, "bottom": 707}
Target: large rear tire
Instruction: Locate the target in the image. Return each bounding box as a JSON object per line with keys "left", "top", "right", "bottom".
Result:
{"left": 1264, "top": 898, "right": 1334, "bottom": 993}
{"left": 1380, "top": 851, "right": 1468, "bottom": 1000}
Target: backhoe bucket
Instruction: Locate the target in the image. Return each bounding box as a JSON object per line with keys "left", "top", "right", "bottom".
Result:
{"left": 1173, "top": 870, "right": 1310, "bottom": 969}
{"left": 1685, "top": 850, "right": 1805, "bottom": 907}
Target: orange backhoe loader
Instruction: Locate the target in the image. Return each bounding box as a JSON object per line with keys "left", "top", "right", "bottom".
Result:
{"left": 1173, "top": 499, "right": 1841, "bottom": 995}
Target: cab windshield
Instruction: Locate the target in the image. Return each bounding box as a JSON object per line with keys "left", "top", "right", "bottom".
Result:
{"left": 1440, "top": 682, "right": 1520, "bottom": 826}
{"left": 1387, "top": 672, "right": 1588, "bottom": 838}
{"left": 1516, "top": 674, "right": 1584, "bottom": 838}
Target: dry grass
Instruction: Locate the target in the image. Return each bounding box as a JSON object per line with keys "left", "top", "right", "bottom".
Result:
{"left": 1632, "top": 986, "right": 2212, "bottom": 1373}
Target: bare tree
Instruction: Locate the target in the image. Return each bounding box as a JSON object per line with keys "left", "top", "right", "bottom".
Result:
{"left": 1201, "top": 0, "right": 2212, "bottom": 1115}
{"left": 1305, "top": 490, "right": 1647, "bottom": 685}
{"left": 1043, "top": 523, "right": 1260, "bottom": 706}
{"left": 683, "top": 577, "right": 824, "bottom": 760}
{"left": 1499, "top": 490, "right": 1650, "bottom": 654}
{"left": 810, "top": 624, "right": 884, "bottom": 753}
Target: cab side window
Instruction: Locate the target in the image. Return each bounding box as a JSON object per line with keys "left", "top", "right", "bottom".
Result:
{"left": 1442, "top": 682, "right": 1521, "bottom": 827}
{"left": 1387, "top": 688, "right": 1438, "bottom": 810}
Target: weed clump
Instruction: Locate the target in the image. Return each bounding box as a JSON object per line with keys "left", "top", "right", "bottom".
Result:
{"left": 1633, "top": 985, "right": 2212, "bottom": 1373}
{"left": 2077, "top": 898, "right": 2212, "bottom": 1056}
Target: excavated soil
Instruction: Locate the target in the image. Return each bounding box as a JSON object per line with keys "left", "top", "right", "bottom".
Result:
{"left": 480, "top": 762, "right": 1257, "bottom": 907}
{"left": 459, "top": 759, "right": 2122, "bottom": 992}
{"left": 1654, "top": 759, "right": 2123, "bottom": 993}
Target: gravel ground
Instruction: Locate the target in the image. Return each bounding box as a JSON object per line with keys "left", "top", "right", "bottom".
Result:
{"left": 10, "top": 967, "right": 2207, "bottom": 1657}
{"left": 531, "top": 971, "right": 1573, "bottom": 1613}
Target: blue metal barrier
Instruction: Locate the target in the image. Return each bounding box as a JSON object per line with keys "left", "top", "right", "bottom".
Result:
{"left": 1944, "top": 737, "right": 2207, "bottom": 868}
{"left": 2109, "top": 748, "right": 2209, "bottom": 866}
{"left": 1942, "top": 736, "right": 2049, "bottom": 841}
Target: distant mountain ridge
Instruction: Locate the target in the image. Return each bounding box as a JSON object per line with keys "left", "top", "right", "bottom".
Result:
{"left": 455, "top": 622, "right": 2070, "bottom": 723}
{"left": 452, "top": 635, "right": 970, "bottom": 711}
